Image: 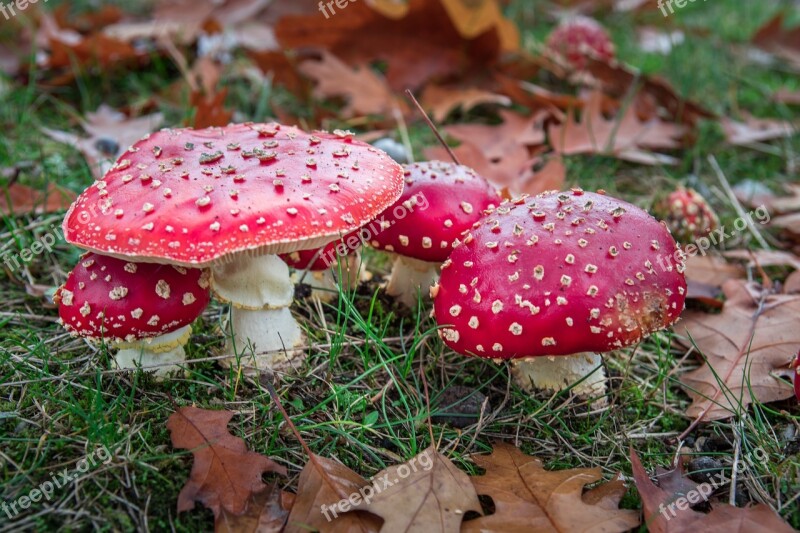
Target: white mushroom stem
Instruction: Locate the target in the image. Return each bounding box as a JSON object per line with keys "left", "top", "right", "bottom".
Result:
{"left": 385, "top": 255, "right": 438, "bottom": 308}
{"left": 211, "top": 254, "right": 305, "bottom": 371}
{"left": 295, "top": 250, "right": 362, "bottom": 303}
{"left": 113, "top": 325, "right": 191, "bottom": 378}
{"left": 511, "top": 352, "right": 608, "bottom": 401}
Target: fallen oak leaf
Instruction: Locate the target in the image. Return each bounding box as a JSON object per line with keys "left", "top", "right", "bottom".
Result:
{"left": 517, "top": 155, "right": 566, "bottom": 197}
{"left": 443, "top": 109, "right": 546, "bottom": 162}
{"left": 462, "top": 442, "right": 639, "bottom": 532}
{"left": 167, "top": 407, "right": 287, "bottom": 516}
{"left": 348, "top": 446, "right": 481, "bottom": 533}
{"left": 752, "top": 13, "right": 800, "bottom": 71}
{"left": 285, "top": 454, "right": 381, "bottom": 533}
{"left": 421, "top": 85, "right": 511, "bottom": 123}
{"left": 423, "top": 141, "right": 535, "bottom": 192}
{"left": 1, "top": 182, "right": 76, "bottom": 217}
{"left": 630, "top": 448, "right": 794, "bottom": 533}
{"left": 721, "top": 114, "right": 796, "bottom": 146}
{"left": 678, "top": 279, "right": 798, "bottom": 424}
{"left": 216, "top": 483, "right": 294, "bottom": 533}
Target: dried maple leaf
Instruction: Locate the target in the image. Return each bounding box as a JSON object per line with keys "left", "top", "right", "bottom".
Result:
{"left": 678, "top": 280, "right": 798, "bottom": 422}
{"left": 298, "top": 52, "right": 400, "bottom": 118}
{"left": 548, "top": 91, "right": 686, "bottom": 165}
{"left": 42, "top": 105, "right": 163, "bottom": 179}
{"left": 721, "top": 114, "right": 796, "bottom": 146}
{"left": 0, "top": 183, "right": 76, "bottom": 216}
{"left": 276, "top": 0, "right": 517, "bottom": 91}
{"left": 752, "top": 13, "right": 800, "bottom": 71}
{"left": 444, "top": 109, "right": 546, "bottom": 162}
{"left": 349, "top": 446, "right": 481, "bottom": 532}
{"left": 630, "top": 448, "right": 794, "bottom": 533}
{"left": 421, "top": 85, "right": 511, "bottom": 122}
{"left": 285, "top": 454, "right": 380, "bottom": 533}
{"left": 462, "top": 443, "right": 639, "bottom": 532}
{"left": 216, "top": 483, "right": 294, "bottom": 533}
{"left": 167, "top": 407, "right": 287, "bottom": 516}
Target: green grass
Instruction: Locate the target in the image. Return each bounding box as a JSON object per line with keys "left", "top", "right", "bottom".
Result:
{"left": 1, "top": 0, "right": 800, "bottom": 530}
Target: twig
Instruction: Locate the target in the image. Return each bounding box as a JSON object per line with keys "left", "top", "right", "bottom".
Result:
{"left": 404, "top": 89, "right": 460, "bottom": 165}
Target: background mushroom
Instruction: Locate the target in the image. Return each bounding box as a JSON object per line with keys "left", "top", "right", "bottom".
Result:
{"left": 62, "top": 122, "right": 403, "bottom": 372}
{"left": 432, "top": 189, "right": 687, "bottom": 399}
{"left": 55, "top": 252, "right": 210, "bottom": 376}
{"left": 370, "top": 161, "right": 500, "bottom": 307}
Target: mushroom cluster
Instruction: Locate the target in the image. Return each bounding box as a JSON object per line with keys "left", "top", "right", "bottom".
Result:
{"left": 370, "top": 161, "right": 500, "bottom": 307}
{"left": 61, "top": 122, "right": 403, "bottom": 372}
{"left": 432, "top": 189, "right": 687, "bottom": 398}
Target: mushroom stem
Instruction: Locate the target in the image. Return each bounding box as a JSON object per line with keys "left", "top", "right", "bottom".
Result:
{"left": 113, "top": 325, "right": 191, "bottom": 378}
{"left": 212, "top": 254, "right": 306, "bottom": 370}
{"left": 385, "top": 255, "right": 438, "bottom": 308}
{"left": 510, "top": 352, "right": 607, "bottom": 401}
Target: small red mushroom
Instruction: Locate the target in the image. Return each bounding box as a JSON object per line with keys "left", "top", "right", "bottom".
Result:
{"left": 656, "top": 185, "right": 719, "bottom": 243}
{"left": 432, "top": 189, "right": 687, "bottom": 398}
{"left": 62, "top": 123, "right": 404, "bottom": 371}
{"left": 793, "top": 351, "right": 800, "bottom": 401}
{"left": 55, "top": 252, "right": 210, "bottom": 376}
{"left": 546, "top": 16, "right": 615, "bottom": 70}
{"left": 370, "top": 161, "right": 500, "bottom": 307}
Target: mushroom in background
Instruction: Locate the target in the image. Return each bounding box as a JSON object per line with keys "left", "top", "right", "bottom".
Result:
{"left": 432, "top": 189, "right": 687, "bottom": 400}
{"left": 370, "top": 161, "right": 500, "bottom": 308}
{"left": 55, "top": 252, "right": 210, "bottom": 377}
{"left": 655, "top": 185, "right": 719, "bottom": 243}
{"left": 546, "top": 16, "right": 615, "bottom": 69}
{"left": 62, "top": 122, "right": 404, "bottom": 373}
{"left": 280, "top": 230, "right": 364, "bottom": 304}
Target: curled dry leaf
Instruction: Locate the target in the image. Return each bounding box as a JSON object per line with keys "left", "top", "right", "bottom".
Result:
{"left": 349, "top": 446, "right": 481, "bottom": 533}
{"left": 630, "top": 448, "right": 794, "bottom": 533}
{"left": 167, "top": 407, "right": 287, "bottom": 516}
{"left": 215, "top": 483, "right": 294, "bottom": 533}
{"left": 678, "top": 279, "right": 798, "bottom": 421}
{"left": 721, "top": 114, "right": 796, "bottom": 146}
{"left": 462, "top": 443, "right": 639, "bottom": 532}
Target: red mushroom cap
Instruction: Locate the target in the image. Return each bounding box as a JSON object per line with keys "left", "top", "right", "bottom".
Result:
{"left": 546, "top": 17, "right": 615, "bottom": 69}
{"left": 432, "top": 189, "right": 687, "bottom": 359}
{"left": 369, "top": 161, "right": 500, "bottom": 263}
{"left": 793, "top": 351, "right": 800, "bottom": 401}
{"left": 56, "top": 252, "right": 211, "bottom": 343}
{"left": 63, "top": 123, "right": 404, "bottom": 267}
{"left": 279, "top": 229, "right": 361, "bottom": 271}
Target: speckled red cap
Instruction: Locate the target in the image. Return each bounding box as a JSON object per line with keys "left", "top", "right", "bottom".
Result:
{"left": 369, "top": 161, "right": 500, "bottom": 263}
{"left": 279, "top": 229, "right": 361, "bottom": 271}
{"left": 62, "top": 123, "right": 404, "bottom": 267}
{"left": 55, "top": 252, "right": 211, "bottom": 344}
{"left": 432, "top": 189, "right": 687, "bottom": 359}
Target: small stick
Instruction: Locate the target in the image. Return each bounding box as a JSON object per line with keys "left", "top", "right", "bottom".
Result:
{"left": 404, "top": 89, "right": 461, "bottom": 165}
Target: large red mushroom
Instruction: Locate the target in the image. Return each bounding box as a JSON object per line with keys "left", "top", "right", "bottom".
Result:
{"left": 370, "top": 161, "right": 500, "bottom": 307}
{"left": 56, "top": 252, "right": 210, "bottom": 376}
{"left": 62, "top": 123, "right": 403, "bottom": 371}
{"left": 432, "top": 189, "right": 687, "bottom": 398}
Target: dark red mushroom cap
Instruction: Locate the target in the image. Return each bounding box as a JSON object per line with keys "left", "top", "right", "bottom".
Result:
{"left": 793, "top": 351, "right": 800, "bottom": 401}
{"left": 369, "top": 161, "right": 500, "bottom": 263}
{"left": 62, "top": 123, "right": 404, "bottom": 267}
{"left": 55, "top": 252, "right": 211, "bottom": 344}
{"left": 432, "top": 189, "right": 687, "bottom": 359}
{"left": 279, "top": 229, "right": 361, "bottom": 271}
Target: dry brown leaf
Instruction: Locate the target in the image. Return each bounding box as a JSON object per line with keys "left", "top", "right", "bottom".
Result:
{"left": 444, "top": 110, "right": 545, "bottom": 162}
{"left": 784, "top": 270, "right": 800, "bottom": 294}
{"left": 248, "top": 50, "right": 311, "bottom": 94}
{"left": 772, "top": 88, "right": 800, "bottom": 106}
{"left": 685, "top": 254, "right": 745, "bottom": 287}
{"left": 423, "top": 141, "right": 534, "bottom": 192}
{"left": 721, "top": 114, "right": 796, "bottom": 146}
{"left": 752, "top": 13, "right": 800, "bottom": 71}
{"left": 42, "top": 105, "right": 163, "bottom": 179}
{"left": 517, "top": 155, "right": 566, "bottom": 197}
{"left": 215, "top": 483, "right": 294, "bottom": 533}
{"left": 421, "top": 85, "right": 511, "bottom": 123}
{"left": 630, "top": 448, "right": 794, "bottom": 533}
{"left": 495, "top": 77, "right": 582, "bottom": 113}
{"left": 723, "top": 249, "right": 800, "bottom": 271}
{"left": 285, "top": 454, "right": 380, "bottom": 533}
{"left": 0, "top": 183, "right": 76, "bottom": 216}
{"left": 275, "top": 0, "right": 517, "bottom": 91}
{"left": 349, "top": 446, "right": 481, "bottom": 532}
{"left": 167, "top": 407, "right": 287, "bottom": 516}
{"left": 678, "top": 280, "right": 798, "bottom": 421}
{"left": 298, "top": 52, "right": 400, "bottom": 118}
{"left": 548, "top": 91, "right": 686, "bottom": 165}
{"left": 462, "top": 443, "right": 639, "bottom": 532}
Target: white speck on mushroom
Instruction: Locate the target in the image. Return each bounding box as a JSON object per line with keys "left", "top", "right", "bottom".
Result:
{"left": 155, "top": 280, "right": 171, "bottom": 299}
{"left": 534, "top": 265, "right": 544, "bottom": 280}
{"left": 80, "top": 302, "right": 91, "bottom": 317}
{"left": 509, "top": 323, "right": 523, "bottom": 335}
{"left": 210, "top": 222, "right": 221, "bottom": 232}
{"left": 492, "top": 343, "right": 503, "bottom": 352}
{"left": 449, "top": 305, "right": 462, "bottom": 317}
{"left": 182, "top": 293, "right": 196, "bottom": 305}
{"left": 492, "top": 300, "right": 503, "bottom": 314}
{"left": 60, "top": 289, "right": 74, "bottom": 306}
{"left": 124, "top": 263, "right": 137, "bottom": 274}
{"left": 196, "top": 197, "right": 211, "bottom": 207}
{"left": 541, "top": 337, "right": 556, "bottom": 346}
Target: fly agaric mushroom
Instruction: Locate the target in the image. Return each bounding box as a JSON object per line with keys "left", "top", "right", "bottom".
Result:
{"left": 62, "top": 122, "right": 403, "bottom": 371}
{"left": 792, "top": 351, "right": 800, "bottom": 401}
{"left": 656, "top": 185, "right": 719, "bottom": 243}
{"left": 55, "top": 252, "right": 210, "bottom": 376}
{"left": 432, "top": 189, "right": 687, "bottom": 398}
{"left": 370, "top": 161, "right": 500, "bottom": 307}
{"left": 546, "top": 16, "right": 615, "bottom": 70}
{"left": 280, "top": 230, "right": 363, "bottom": 303}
